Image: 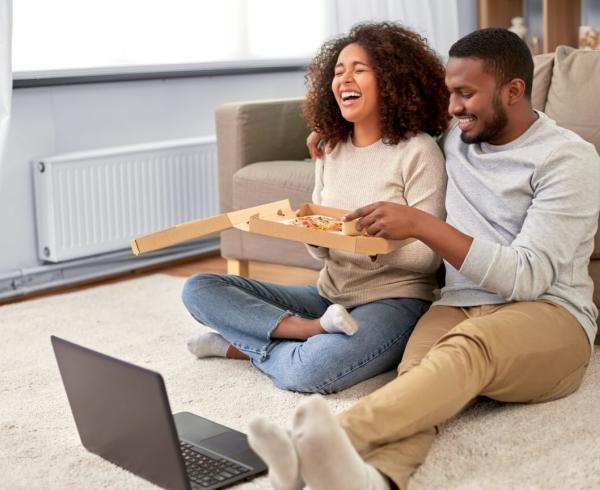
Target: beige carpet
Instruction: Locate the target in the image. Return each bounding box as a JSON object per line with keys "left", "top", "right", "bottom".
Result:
{"left": 1, "top": 274, "right": 599, "bottom": 490}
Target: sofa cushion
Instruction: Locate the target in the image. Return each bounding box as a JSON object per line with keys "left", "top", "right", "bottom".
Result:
{"left": 545, "top": 46, "right": 600, "bottom": 154}
{"left": 544, "top": 46, "right": 600, "bottom": 259}
{"left": 232, "top": 160, "right": 315, "bottom": 209}
{"left": 222, "top": 159, "right": 321, "bottom": 270}
{"left": 220, "top": 228, "right": 322, "bottom": 270}
{"left": 532, "top": 52, "right": 554, "bottom": 112}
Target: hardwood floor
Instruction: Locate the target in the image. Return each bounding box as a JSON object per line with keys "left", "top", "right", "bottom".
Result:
{"left": 0, "top": 253, "right": 319, "bottom": 305}
{"left": 163, "top": 255, "right": 319, "bottom": 285}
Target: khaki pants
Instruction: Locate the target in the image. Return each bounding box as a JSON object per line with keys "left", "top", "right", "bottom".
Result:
{"left": 337, "top": 301, "right": 591, "bottom": 489}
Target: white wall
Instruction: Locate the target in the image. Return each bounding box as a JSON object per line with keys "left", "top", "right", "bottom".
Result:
{"left": 0, "top": 1, "right": 477, "bottom": 286}
{"left": 0, "top": 71, "right": 306, "bottom": 274}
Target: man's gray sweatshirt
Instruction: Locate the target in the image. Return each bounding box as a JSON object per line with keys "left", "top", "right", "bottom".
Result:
{"left": 436, "top": 112, "right": 600, "bottom": 346}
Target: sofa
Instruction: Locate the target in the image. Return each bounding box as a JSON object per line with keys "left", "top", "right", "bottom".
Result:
{"left": 215, "top": 46, "right": 600, "bottom": 343}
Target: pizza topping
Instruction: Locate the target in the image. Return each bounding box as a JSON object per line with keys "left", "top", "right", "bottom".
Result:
{"left": 291, "top": 215, "right": 343, "bottom": 233}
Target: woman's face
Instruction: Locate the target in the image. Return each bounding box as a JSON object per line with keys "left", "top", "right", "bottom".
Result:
{"left": 331, "top": 43, "right": 380, "bottom": 127}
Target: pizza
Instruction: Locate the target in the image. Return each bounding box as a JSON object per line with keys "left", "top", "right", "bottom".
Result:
{"left": 289, "top": 215, "right": 362, "bottom": 236}
{"left": 291, "top": 215, "right": 343, "bottom": 232}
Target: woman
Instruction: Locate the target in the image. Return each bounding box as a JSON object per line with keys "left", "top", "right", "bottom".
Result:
{"left": 182, "top": 22, "right": 449, "bottom": 393}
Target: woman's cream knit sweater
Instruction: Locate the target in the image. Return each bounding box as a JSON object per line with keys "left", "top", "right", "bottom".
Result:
{"left": 308, "top": 133, "right": 447, "bottom": 306}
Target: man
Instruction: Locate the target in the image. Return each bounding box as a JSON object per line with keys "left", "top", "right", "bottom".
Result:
{"left": 246, "top": 28, "right": 600, "bottom": 490}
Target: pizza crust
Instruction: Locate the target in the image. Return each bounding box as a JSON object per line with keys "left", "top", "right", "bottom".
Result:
{"left": 341, "top": 219, "right": 361, "bottom": 236}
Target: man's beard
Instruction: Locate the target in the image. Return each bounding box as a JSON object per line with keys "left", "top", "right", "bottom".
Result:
{"left": 460, "top": 92, "right": 508, "bottom": 144}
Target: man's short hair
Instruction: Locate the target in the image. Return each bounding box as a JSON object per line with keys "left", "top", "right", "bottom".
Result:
{"left": 449, "top": 28, "right": 534, "bottom": 99}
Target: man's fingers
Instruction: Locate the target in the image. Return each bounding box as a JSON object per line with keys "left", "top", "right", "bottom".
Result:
{"left": 356, "top": 213, "right": 379, "bottom": 233}
{"left": 343, "top": 202, "right": 380, "bottom": 222}
{"left": 306, "top": 131, "right": 323, "bottom": 160}
{"left": 310, "top": 145, "right": 322, "bottom": 160}
{"left": 374, "top": 228, "right": 390, "bottom": 239}
{"left": 307, "top": 141, "right": 319, "bottom": 160}
{"left": 365, "top": 222, "right": 384, "bottom": 237}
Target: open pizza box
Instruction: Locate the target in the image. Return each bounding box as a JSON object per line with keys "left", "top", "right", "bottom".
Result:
{"left": 130, "top": 199, "right": 411, "bottom": 256}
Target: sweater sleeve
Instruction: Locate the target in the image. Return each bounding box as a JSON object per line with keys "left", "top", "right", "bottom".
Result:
{"left": 376, "top": 142, "right": 447, "bottom": 273}
{"left": 459, "top": 141, "right": 600, "bottom": 301}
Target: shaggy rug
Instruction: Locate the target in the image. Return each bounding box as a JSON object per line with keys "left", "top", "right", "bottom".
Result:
{"left": 1, "top": 274, "right": 599, "bottom": 489}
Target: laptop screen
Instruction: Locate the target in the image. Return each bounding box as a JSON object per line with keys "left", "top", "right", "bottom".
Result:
{"left": 51, "top": 336, "right": 190, "bottom": 490}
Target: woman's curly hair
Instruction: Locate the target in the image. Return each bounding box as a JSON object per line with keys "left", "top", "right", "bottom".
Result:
{"left": 302, "top": 22, "right": 450, "bottom": 147}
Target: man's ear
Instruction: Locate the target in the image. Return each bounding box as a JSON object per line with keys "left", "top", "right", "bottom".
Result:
{"left": 506, "top": 78, "right": 526, "bottom": 105}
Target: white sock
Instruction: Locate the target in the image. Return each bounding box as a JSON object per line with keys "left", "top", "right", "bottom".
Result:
{"left": 186, "top": 332, "right": 230, "bottom": 358}
{"left": 320, "top": 304, "right": 359, "bottom": 335}
{"left": 292, "top": 395, "right": 391, "bottom": 490}
{"left": 247, "top": 417, "right": 304, "bottom": 490}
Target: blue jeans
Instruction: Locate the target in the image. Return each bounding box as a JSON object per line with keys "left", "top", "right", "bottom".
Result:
{"left": 181, "top": 273, "right": 430, "bottom": 394}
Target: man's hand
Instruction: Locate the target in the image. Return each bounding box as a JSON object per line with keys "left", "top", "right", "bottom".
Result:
{"left": 306, "top": 131, "right": 334, "bottom": 160}
{"left": 343, "top": 201, "right": 474, "bottom": 270}
{"left": 343, "top": 202, "right": 421, "bottom": 240}
{"left": 307, "top": 131, "right": 322, "bottom": 160}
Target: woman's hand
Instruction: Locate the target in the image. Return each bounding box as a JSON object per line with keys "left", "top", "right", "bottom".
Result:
{"left": 343, "top": 202, "right": 423, "bottom": 240}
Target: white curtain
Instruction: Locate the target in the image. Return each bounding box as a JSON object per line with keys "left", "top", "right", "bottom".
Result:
{"left": 0, "top": 0, "right": 11, "bottom": 182}
{"left": 326, "top": 0, "right": 460, "bottom": 58}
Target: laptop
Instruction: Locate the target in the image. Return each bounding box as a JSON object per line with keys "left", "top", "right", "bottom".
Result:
{"left": 51, "top": 336, "right": 267, "bottom": 490}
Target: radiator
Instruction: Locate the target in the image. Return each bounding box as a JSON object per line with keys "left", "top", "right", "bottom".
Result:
{"left": 32, "top": 137, "right": 219, "bottom": 263}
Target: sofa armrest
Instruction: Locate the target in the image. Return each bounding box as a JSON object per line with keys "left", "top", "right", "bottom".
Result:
{"left": 215, "top": 97, "right": 310, "bottom": 212}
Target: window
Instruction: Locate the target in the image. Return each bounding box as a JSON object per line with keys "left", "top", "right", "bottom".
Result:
{"left": 12, "top": 0, "right": 328, "bottom": 74}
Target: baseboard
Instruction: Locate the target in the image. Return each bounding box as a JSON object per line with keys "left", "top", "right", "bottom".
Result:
{"left": 0, "top": 237, "right": 219, "bottom": 302}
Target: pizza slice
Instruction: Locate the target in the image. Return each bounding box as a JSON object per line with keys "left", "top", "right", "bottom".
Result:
{"left": 291, "top": 215, "right": 342, "bottom": 232}
{"left": 290, "top": 215, "right": 362, "bottom": 235}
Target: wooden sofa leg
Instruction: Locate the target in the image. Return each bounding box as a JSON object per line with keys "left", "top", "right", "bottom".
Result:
{"left": 227, "top": 259, "right": 249, "bottom": 277}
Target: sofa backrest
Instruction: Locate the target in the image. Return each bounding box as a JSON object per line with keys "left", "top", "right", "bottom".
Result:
{"left": 543, "top": 47, "right": 600, "bottom": 154}
{"left": 533, "top": 47, "right": 600, "bottom": 262}
{"left": 533, "top": 48, "right": 600, "bottom": 340}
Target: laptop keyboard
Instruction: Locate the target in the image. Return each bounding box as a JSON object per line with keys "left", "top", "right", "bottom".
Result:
{"left": 180, "top": 441, "right": 251, "bottom": 488}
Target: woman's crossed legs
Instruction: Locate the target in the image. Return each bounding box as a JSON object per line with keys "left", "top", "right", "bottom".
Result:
{"left": 181, "top": 273, "right": 428, "bottom": 393}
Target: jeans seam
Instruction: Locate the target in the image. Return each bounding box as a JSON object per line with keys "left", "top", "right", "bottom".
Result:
{"left": 311, "top": 301, "right": 429, "bottom": 391}
{"left": 222, "top": 281, "right": 325, "bottom": 319}
{"left": 313, "top": 328, "right": 413, "bottom": 392}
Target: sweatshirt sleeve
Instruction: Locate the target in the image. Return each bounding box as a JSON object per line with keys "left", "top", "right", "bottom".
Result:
{"left": 377, "top": 141, "right": 447, "bottom": 273}
{"left": 459, "top": 141, "right": 600, "bottom": 301}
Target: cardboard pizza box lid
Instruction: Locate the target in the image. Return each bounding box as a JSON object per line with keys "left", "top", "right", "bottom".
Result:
{"left": 130, "top": 199, "right": 293, "bottom": 255}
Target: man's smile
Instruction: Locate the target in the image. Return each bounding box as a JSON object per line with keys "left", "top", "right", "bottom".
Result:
{"left": 457, "top": 115, "right": 476, "bottom": 132}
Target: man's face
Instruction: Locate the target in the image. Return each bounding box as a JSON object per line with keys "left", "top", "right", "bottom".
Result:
{"left": 445, "top": 57, "right": 509, "bottom": 145}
